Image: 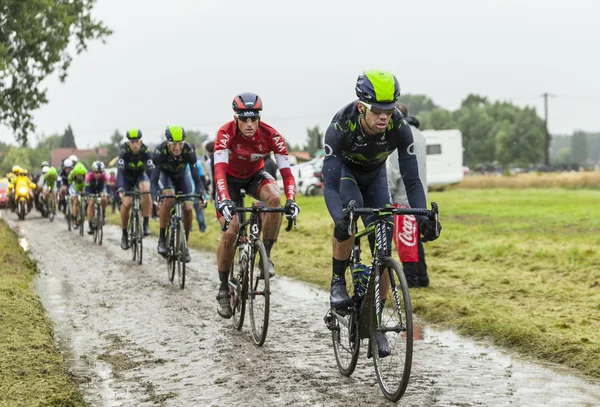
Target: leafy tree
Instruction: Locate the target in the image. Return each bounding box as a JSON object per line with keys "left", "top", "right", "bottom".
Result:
{"left": 571, "top": 131, "right": 588, "bottom": 165}
{"left": 453, "top": 106, "right": 496, "bottom": 166}
{"left": 461, "top": 94, "right": 489, "bottom": 109}
{"left": 185, "top": 130, "right": 209, "bottom": 151}
{"left": 419, "top": 108, "right": 455, "bottom": 131}
{"left": 305, "top": 126, "right": 323, "bottom": 157}
{"left": 397, "top": 94, "right": 438, "bottom": 115}
{"left": 0, "top": 0, "right": 112, "bottom": 145}
{"left": 60, "top": 125, "right": 77, "bottom": 148}
{"left": 0, "top": 147, "right": 33, "bottom": 175}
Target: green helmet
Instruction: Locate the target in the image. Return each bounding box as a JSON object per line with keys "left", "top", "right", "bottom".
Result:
{"left": 47, "top": 167, "right": 58, "bottom": 179}
{"left": 73, "top": 162, "right": 87, "bottom": 176}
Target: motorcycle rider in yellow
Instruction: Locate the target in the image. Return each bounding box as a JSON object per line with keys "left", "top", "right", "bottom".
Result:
{"left": 8, "top": 167, "right": 36, "bottom": 213}
{"left": 68, "top": 162, "right": 87, "bottom": 228}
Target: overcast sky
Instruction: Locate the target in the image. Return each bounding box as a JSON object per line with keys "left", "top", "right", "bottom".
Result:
{"left": 1, "top": 0, "right": 599, "bottom": 147}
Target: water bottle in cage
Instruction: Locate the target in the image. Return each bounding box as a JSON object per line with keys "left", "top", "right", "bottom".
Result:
{"left": 352, "top": 263, "right": 371, "bottom": 300}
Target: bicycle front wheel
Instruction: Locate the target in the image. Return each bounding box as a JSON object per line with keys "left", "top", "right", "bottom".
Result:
{"left": 249, "top": 239, "right": 270, "bottom": 346}
{"left": 136, "top": 210, "right": 143, "bottom": 265}
{"left": 370, "top": 257, "right": 413, "bottom": 402}
{"left": 166, "top": 224, "right": 175, "bottom": 283}
{"left": 177, "top": 220, "right": 186, "bottom": 289}
{"left": 96, "top": 206, "right": 103, "bottom": 245}
{"left": 66, "top": 199, "right": 72, "bottom": 231}
{"left": 129, "top": 214, "right": 137, "bottom": 261}
{"left": 230, "top": 242, "right": 248, "bottom": 330}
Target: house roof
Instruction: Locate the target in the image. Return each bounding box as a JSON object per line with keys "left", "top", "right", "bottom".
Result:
{"left": 50, "top": 148, "right": 109, "bottom": 168}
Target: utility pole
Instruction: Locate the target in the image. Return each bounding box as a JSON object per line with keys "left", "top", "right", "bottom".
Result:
{"left": 541, "top": 92, "right": 554, "bottom": 166}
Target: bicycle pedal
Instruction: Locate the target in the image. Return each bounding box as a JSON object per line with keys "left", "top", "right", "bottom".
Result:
{"left": 323, "top": 311, "right": 335, "bottom": 330}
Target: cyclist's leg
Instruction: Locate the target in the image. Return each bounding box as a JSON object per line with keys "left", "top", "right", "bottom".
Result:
{"left": 138, "top": 173, "right": 152, "bottom": 235}
{"left": 215, "top": 174, "right": 245, "bottom": 318}
{"left": 330, "top": 167, "right": 362, "bottom": 308}
{"left": 157, "top": 171, "right": 175, "bottom": 255}
{"left": 87, "top": 195, "right": 95, "bottom": 233}
{"left": 120, "top": 177, "right": 134, "bottom": 230}
{"left": 252, "top": 170, "right": 280, "bottom": 276}
{"left": 173, "top": 173, "right": 194, "bottom": 241}
{"left": 70, "top": 185, "right": 78, "bottom": 224}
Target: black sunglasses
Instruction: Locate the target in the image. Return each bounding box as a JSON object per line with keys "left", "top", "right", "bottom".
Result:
{"left": 361, "top": 101, "right": 395, "bottom": 116}
{"left": 237, "top": 115, "right": 260, "bottom": 122}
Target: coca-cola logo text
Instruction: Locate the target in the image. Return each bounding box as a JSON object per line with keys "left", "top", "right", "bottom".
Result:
{"left": 397, "top": 214, "right": 417, "bottom": 247}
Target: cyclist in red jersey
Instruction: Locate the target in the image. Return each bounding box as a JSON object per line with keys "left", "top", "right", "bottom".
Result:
{"left": 214, "top": 92, "right": 300, "bottom": 319}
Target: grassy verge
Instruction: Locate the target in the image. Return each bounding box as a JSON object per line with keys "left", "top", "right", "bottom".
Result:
{"left": 107, "top": 189, "right": 600, "bottom": 377}
{"left": 457, "top": 171, "right": 600, "bottom": 189}
{"left": 0, "top": 219, "right": 87, "bottom": 406}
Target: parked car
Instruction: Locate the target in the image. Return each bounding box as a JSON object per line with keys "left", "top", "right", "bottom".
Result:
{"left": 277, "top": 157, "right": 324, "bottom": 196}
{"left": 0, "top": 178, "right": 9, "bottom": 209}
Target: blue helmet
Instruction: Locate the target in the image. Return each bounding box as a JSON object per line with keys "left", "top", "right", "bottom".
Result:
{"left": 165, "top": 126, "right": 186, "bottom": 142}
{"left": 355, "top": 70, "right": 401, "bottom": 110}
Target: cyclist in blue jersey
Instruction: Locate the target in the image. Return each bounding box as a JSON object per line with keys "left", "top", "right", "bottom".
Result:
{"left": 150, "top": 126, "right": 206, "bottom": 263}
{"left": 323, "top": 70, "right": 442, "bottom": 312}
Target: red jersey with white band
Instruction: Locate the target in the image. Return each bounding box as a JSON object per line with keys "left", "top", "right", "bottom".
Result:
{"left": 213, "top": 120, "right": 296, "bottom": 202}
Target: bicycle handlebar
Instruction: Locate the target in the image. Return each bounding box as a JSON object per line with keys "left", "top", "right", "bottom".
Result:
{"left": 158, "top": 193, "right": 204, "bottom": 201}
{"left": 221, "top": 206, "right": 297, "bottom": 233}
{"left": 124, "top": 191, "right": 152, "bottom": 196}
{"left": 343, "top": 200, "right": 440, "bottom": 239}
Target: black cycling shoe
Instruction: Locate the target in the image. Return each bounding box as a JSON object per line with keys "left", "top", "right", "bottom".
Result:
{"left": 216, "top": 289, "right": 232, "bottom": 319}
{"left": 157, "top": 239, "right": 168, "bottom": 257}
{"left": 143, "top": 223, "right": 151, "bottom": 236}
{"left": 330, "top": 278, "right": 352, "bottom": 309}
{"left": 376, "top": 331, "right": 390, "bottom": 358}
{"left": 405, "top": 274, "right": 430, "bottom": 288}
{"left": 87, "top": 223, "right": 94, "bottom": 235}
{"left": 120, "top": 235, "right": 129, "bottom": 250}
{"left": 183, "top": 248, "right": 191, "bottom": 263}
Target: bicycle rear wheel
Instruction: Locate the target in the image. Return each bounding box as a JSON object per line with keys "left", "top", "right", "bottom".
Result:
{"left": 370, "top": 257, "right": 413, "bottom": 402}
{"left": 330, "top": 258, "right": 360, "bottom": 376}
{"left": 177, "top": 220, "right": 186, "bottom": 289}
{"left": 249, "top": 239, "right": 270, "bottom": 346}
{"left": 230, "top": 242, "right": 248, "bottom": 330}
{"left": 331, "top": 306, "right": 360, "bottom": 376}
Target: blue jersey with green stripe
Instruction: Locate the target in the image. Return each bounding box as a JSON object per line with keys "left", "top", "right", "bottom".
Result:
{"left": 323, "top": 101, "right": 426, "bottom": 221}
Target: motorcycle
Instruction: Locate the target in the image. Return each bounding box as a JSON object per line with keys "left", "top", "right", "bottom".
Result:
{"left": 11, "top": 178, "right": 35, "bottom": 220}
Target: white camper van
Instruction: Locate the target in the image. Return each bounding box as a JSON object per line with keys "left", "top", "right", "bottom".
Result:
{"left": 421, "top": 129, "right": 464, "bottom": 188}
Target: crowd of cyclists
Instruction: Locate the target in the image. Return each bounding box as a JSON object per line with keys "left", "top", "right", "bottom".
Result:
{"left": 4, "top": 70, "right": 442, "bottom": 369}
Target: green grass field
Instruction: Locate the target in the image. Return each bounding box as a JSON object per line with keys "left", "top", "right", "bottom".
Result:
{"left": 126, "top": 188, "right": 600, "bottom": 377}
{"left": 0, "top": 219, "right": 87, "bottom": 406}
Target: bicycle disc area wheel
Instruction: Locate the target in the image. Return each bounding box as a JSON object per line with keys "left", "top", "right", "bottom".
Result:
{"left": 166, "top": 222, "right": 175, "bottom": 283}
{"left": 177, "top": 220, "right": 186, "bottom": 289}
{"left": 330, "top": 263, "right": 360, "bottom": 376}
{"left": 249, "top": 239, "right": 270, "bottom": 346}
{"left": 230, "top": 241, "right": 248, "bottom": 330}
{"left": 370, "top": 257, "right": 413, "bottom": 402}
